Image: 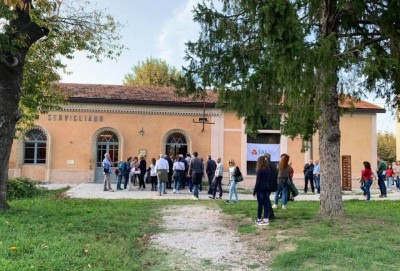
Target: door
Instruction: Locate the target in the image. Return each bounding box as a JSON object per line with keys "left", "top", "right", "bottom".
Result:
{"left": 95, "top": 131, "right": 119, "bottom": 182}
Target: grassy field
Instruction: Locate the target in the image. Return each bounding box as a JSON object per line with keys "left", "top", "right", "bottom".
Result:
{"left": 1, "top": 189, "right": 399, "bottom": 271}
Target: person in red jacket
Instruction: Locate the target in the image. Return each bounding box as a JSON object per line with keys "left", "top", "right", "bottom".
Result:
{"left": 386, "top": 164, "right": 394, "bottom": 191}
{"left": 361, "top": 161, "right": 373, "bottom": 201}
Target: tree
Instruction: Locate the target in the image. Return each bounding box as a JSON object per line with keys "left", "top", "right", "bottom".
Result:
{"left": 123, "top": 57, "right": 181, "bottom": 87}
{"left": 182, "top": 0, "right": 400, "bottom": 217}
{"left": 378, "top": 132, "right": 396, "bottom": 163}
{"left": 0, "top": 0, "right": 125, "bottom": 210}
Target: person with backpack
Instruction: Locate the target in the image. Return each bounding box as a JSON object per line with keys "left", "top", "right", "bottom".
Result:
{"left": 102, "top": 153, "right": 113, "bottom": 192}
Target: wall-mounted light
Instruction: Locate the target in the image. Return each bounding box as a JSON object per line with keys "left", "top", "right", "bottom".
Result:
{"left": 138, "top": 127, "right": 145, "bottom": 137}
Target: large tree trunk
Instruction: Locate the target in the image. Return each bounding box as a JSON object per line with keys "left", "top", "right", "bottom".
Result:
{"left": 0, "top": 63, "right": 23, "bottom": 211}
{"left": 318, "top": 82, "right": 345, "bottom": 217}
{"left": 317, "top": 0, "right": 344, "bottom": 217}
{"left": 0, "top": 4, "right": 45, "bottom": 211}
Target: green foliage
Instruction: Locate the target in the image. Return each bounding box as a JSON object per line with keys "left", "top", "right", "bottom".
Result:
{"left": 182, "top": 0, "right": 400, "bottom": 139}
{"left": 7, "top": 177, "right": 42, "bottom": 199}
{"left": 0, "top": 0, "right": 126, "bottom": 131}
{"left": 377, "top": 132, "right": 396, "bottom": 163}
{"left": 123, "top": 57, "right": 181, "bottom": 87}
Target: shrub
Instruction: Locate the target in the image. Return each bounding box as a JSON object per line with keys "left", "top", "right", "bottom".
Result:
{"left": 7, "top": 177, "right": 42, "bottom": 199}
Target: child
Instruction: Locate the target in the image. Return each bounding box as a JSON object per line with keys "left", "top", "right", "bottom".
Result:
{"left": 386, "top": 164, "right": 394, "bottom": 191}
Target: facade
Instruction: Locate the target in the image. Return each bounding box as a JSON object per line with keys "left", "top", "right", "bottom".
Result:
{"left": 8, "top": 83, "right": 385, "bottom": 189}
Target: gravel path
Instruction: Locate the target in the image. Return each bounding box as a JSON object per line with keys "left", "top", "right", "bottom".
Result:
{"left": 151, "top": 205, "right": 270, "bottom": 271}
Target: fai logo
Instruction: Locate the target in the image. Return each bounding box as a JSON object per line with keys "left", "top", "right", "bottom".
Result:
{"left": 252, "top": 149, "right": 258, "bottom": 155}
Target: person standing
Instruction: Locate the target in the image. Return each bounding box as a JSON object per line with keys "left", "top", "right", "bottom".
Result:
{"left": 156, "top": 154, "right": 169, "bottom": 196}
{"left": 386, "top": 163, "right": 394, "bottom": 191}
{"left": 138, "top": 155, "right": 147, "bottom": 190}
{"left": 361, "top": 161, "right": 373, "bottom": 201}
{"left": 210, "top": 157, "right": 223, "bottom": 199}
{"left": 303, "top": 160, "right": 315, "bottom": 194}
{"left": 147, "top": 158, "right": 157, "bottom": 191}
{"left": 102, "top": 153, "right": 113, "bottom": 192}
{"left": 189, "top": 151, "right": 204, "bottom": 200}
{"left": 313, "top": 160, "right": 321, "bottom": 194}
{"left": 206, "top": 155, "right": 217, "bottom": 195}
{"left": 123, "top": 157, "right": 132, "bottom": 190}
{"left": 116, "top": 160, "right": 126, "bottom": 190}
{"left": 395, "top": 161, "right": 400, "bottom": 190}
{"left": 165, "top": 154, "right": 174, "bottom": 189}
{"left": 131, "top": 157, "right": 140, "bottom": 186}
{"left": 264, "top": 153, "right": 277, "bottom": 219}
{"left": 377, "top": 156, "right": 387, "bottom": 198}
{"left": 173, "top": 155, "right": 185, "bottom": 193}
{"left": 253, "top": 156, "right": 272, "bottom": 225}
{"left": 185, "top": 153, "right": 193, "bottom": 192}
{"left": 273, "top": 154, "right": 292, "bottom": 209}
{"left": 226, "top": 159, "right": 240, "bottom": 204}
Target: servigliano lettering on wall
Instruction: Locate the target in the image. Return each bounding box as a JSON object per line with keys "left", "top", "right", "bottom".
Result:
{"left": 47, "top": 114, "right": 104, "bottom": 122}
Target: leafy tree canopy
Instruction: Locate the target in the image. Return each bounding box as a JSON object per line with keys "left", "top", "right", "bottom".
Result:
{"left": 123, "top": 57, "right": 181, "bottom": 87}
{"left": 0, "top": 0, "right": 125, "bottom": 132}
{"left": 180, "top": 0, "right": 400, "bottom": 140}
{"left": 378, "top": 132, "right": 396, "bottom": 163}
{"left": 181, "top": 0, "right": 400, "bottom": 217}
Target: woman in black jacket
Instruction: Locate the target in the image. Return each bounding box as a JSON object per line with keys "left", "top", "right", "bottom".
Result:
{"left": 253, "top": 156, "right": 272, "bottom": 225}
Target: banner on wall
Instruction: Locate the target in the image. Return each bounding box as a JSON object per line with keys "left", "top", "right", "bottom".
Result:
{"left": 247, "top": 144, "right": 280, "bottom": 162}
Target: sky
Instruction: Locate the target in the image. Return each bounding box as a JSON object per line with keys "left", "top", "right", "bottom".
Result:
{"left": 59, "top": 0, "right": 397, "bottom": 134}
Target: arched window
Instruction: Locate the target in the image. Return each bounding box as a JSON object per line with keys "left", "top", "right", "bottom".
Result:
{"left": 24, "top": 129, "right": 47, "bottom": 164}
{"left": 165, "top": 132, "right": 188, "bottom": 156}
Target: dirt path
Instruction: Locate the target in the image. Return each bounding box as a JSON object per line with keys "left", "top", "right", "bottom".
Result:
{"left": 151, "top": 205, "right": 272, "bottom": 270}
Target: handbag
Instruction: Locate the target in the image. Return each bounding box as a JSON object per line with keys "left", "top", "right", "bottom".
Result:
{"left": 288, "top": 179, "right": 299, "bottom": 197}
{"left": 234, "top": 174, "right": 244, "bottom": 182}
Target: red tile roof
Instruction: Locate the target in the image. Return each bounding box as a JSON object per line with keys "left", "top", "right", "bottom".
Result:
{"left": 58, "top": 83, "right": 385, "bottom": 112}
{"left": 58, "top": 83, "right": 218, "bottom": 107}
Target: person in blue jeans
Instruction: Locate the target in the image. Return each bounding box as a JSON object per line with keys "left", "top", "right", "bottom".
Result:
{"left": 253, "top": 156, "right": 272, "bottom": 225}
{"left": 273, "top": 154, "right": 292, "bottom": 210}
{"left": 226, "top": 159, "right": 239, "bottom": 204}
{"left": 377, "top": 157, "right": 387, "bottom": 198}
{"left": 361, "top": 161, "right": 373, "bottom": 200}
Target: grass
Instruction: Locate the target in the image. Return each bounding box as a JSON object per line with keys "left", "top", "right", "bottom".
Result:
{"left": 219, "top": 200, "right": 400, "bottom": 271}
{"left": 0, "top": 190, "right": 168, "bottom": 271}
{"left": 1, "top": 189, "right": 400, "bottom": 271}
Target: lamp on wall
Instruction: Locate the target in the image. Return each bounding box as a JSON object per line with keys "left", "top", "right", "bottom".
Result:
{"left": 138, "top": 127, "right": 145, "bottom": 137}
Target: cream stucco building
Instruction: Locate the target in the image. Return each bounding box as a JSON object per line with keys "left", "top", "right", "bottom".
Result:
{"left": 8, "top": 83, "right": 385, "bottom": 189}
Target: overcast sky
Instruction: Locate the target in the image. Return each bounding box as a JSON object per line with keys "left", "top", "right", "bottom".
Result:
{"left": 59, "top": 0, "right": 396, "bottom": 134}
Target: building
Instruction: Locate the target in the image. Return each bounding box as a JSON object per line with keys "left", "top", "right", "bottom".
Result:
{"left": 8, "top": 83, "right": 385, "bottom": 188}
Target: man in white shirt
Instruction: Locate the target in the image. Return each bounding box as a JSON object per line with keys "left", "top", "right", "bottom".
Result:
{"left": 210, "top": 157, "right": 223, "bottom": 199}
{"left": 156, "top": 154, "right": 169, "bottom": 196}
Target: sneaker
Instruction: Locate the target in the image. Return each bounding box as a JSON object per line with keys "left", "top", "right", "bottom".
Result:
{"left": 225, "top": 200, "right": 230, "bottom": 204}
{"left": 272, "top": 204, "right": 278, "bottom": 209}
{"left": 257, "top": 219, "right": 269, "bottom": 226}
{"left": 103, "top": 188, "right": 108, "bottom": 191}
{"left": 282, "top": 205, "right": 287, "bottom": 210}
{"left": 255, "top": 218, "right": 262, "bottom": 224}
{"left": 209, "top": 196, "right": 215, "bottom": 199}
{"left": 173, "top": 189, "right": 176, "bottom": 194}
{"left": 234, "top": 200, "right": 238, "bottom": 204}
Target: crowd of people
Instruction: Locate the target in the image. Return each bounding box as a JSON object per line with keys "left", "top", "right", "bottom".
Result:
{"left": 102, "top": 152, "right": 398, "bottom": 225}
